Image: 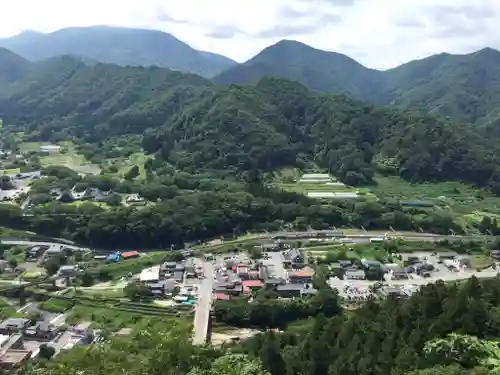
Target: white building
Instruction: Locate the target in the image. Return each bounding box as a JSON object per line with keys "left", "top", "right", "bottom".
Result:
{"left": 139, "top": 266, "right": 161, "bottom": 282}
{"left": 40, "top": 145, "right": 61, "bottom": 153}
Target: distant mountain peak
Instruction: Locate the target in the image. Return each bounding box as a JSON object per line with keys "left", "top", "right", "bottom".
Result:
{"left": 0, "top": 26, "right": 238, "bottom": 78}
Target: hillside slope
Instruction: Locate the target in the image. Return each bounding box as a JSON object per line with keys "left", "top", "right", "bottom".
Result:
{"left": 214, "top": 41, "right": 500, "bottom": 125}
{"left": 0, "top": 54, "right": 499, "bottom": 192}
{"left": 0, "top": 48, "right": 32, "bottom": 86}
{"left": 0, "top": 26, "right": 237, "bottom": 77}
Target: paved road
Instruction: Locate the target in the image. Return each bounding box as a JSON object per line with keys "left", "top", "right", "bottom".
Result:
{"left": 0, "top": 240, "right": 85, "bottom": 251}
{"left": 192, "top": 262, "right": 213, "bottom": 345}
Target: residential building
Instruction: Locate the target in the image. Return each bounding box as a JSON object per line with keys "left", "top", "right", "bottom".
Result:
{"left": 391, "top": 267, "right": 409, "bottom": 280}
{"left": 214, "top": 293, "right": 231, "bottom": 301}
{"left": 164, "top": 279, "right": 178, "bottom": 295}
{"left": 339, "top": 260, "right": 353, "bottom": 268}
{"left": 139, "top": 266, "right": 160, "bottom": 283}
{"left": 73, "top": 322, "right": 93, "bottom": 344}
{"left": 282, "top": 249, "right": 305, "bottom": 268}
{"left": 289, "top": 269, "right": 315, "bottom": 284}
{"left": 44, "top": 245, "right": 65, "bottom": 258}
{"left": 122, "top": 251, "right": 140, "bottom": 260}
{"left": 213, "top": 282, "right": 243, "bottom": 296}
{"left": 125, "top": 194, "right": 144, "bottom": 203}
{"left": 491, "top": 250, "right": 500, "bottom": 260}
{"left": 58, "top": 265, "right": 79, "bottom": 277}
{"left": 27, "top": 246, "right": 47, "bottom": 259}
{"left": 162, "top": 261, "right": 177, "bottom": 269}
{"left": 25, "top": 322, "right": 57, "bottom": 340}
{"left": 0, "top": 319, "right": 30, "bottom": 335}
{"left": 172, "top": 271, "right": 184, "bottom": 282}
{"left": 438, "top": 252, "right": 457, "bottom": 262}
{"left": 40, "top": 145, "right": 61, "bottom": 153}
{"left": 0, "top": 334, "right": 23, "bottom": 351}
{"left": 265, "top": 278, "right": 284, "bottom": 288}
{"left": 0, "top": 260, "right": 8, "bottom": 272}
{"left": 0, "top": 349, "right": 31, "bottom": 369}
{"left": 345, "top": 269, "right": 366, "bottom": 280}
{"left": 276, "top": 284, "right": 303, "bottom": 297}
{"left": 361, "top": 259, "right": 382, "bottom": 269}
{"left": 402, "top": 255, "right": 420, "bottom": 266}
{"left": 242, "top": 280, "right": 264, "bottom": 291}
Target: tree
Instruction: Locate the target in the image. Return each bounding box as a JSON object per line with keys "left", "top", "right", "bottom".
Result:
{"left": 124, "top": 282, "right": 151, "bottom": 301}
{"left": 38, "top": 344, "right": 56, "bottom": 360}
{"left": 7, "top": 257, "right": 17, "bottom": 270}
{"left": 44, "top": 259, "right": 60, "bottom": 276}
{"left": 0, "top": 176, "right": 14, "bottom": 190}
{"left": 125, "top": 165, "right": 140, "bottom": 180}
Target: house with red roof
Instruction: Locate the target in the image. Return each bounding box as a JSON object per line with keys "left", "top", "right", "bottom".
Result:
{"left": 121, "top": 251, "right": 139, "bottom": 260}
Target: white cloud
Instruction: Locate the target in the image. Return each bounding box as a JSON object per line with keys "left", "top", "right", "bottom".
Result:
{"left": 0, "top": 0, "right": 499, "bottom": 68}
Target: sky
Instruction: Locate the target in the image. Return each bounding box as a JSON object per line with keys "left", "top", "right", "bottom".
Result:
{"left": 0, "top": 0, "right": 499, "bottom": 69}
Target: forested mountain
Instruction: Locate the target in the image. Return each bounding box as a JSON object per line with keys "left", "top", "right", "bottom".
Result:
{"left": 0, "top": 48, "right": 31, "bottom": 86}
{"left": 1, "top": 52, "right": 500, "bottom": 193}
{"left": 0, "top": 26, "right": 238, "bottom": 77}
{"left": 214, "top": 41, "right": 500, "bottom": 126}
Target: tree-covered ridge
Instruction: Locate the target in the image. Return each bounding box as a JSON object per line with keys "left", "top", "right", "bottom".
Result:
{"left": 237, "top": 277, "right": 500, "bottom": 375}
{"left": 214, "top": 41, "right": 500, "bottom": 127}
{"left": 1, "top": 54, "right": 500, "bottom": 192}
{"left": 19, "top": 319, "right": 269, "bottom": 375}
{"left": 0, "top": 48, "right": 31, "bottom": 86}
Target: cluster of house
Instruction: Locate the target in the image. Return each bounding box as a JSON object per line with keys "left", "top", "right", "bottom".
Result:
{"left": 0, "top": 318, "right": 92, "bottom": 369}
{"left": 27, "top": 244, "right": 68, "bottom": 262}
{"left": 213, "top": 249, "right": 318, "bottom": 301}
{"left": 137, "top": 258, "right": 201, "bottom": 300}
{"left": 51, "top": 186, "right": 144, "bottom": 205}
{"left": 94, "top": 250, "right": 140, "bottom": 263}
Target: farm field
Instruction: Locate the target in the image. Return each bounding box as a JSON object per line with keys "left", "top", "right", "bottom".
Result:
{"left": 372, "top": 176, "right": 500, "bottom": 227}
{"left": 272, "top": 168, "right": 376, "bottom": 200}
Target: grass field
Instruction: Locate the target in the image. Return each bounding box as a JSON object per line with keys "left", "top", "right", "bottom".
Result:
{"left": 101, "top": 152, "right": 150, "bottom": 179}
{"left": 39, "top": 142, "right": 101, "bottom": 174}
{"left": 372, "top": 176, "right": 500, "bottom": 227}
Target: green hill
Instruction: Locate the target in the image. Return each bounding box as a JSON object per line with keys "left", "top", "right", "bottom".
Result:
{"left": 214, "top": 41, "right": 500, "bottom": 126}
{"left": 0, "top": 52, "right": 499, "bottom": 193}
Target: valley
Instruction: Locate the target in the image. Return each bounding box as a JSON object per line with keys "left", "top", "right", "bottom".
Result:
{"left": 0, "top": 23, "right": 499, "bottom": 375}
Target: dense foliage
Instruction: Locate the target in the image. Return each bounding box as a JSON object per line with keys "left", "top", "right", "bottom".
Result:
{"left": 19, "top": 319, "right": 269, "bottom": 375}
{"left": 215, "top": 41, "right": 500, "bottom": 128}
{"left": 0, "top": 27, "right": 237, "bottom": 77}
{"left": 235, "top": 276, "right": 500, "bottom": 375}
{"left": 0, "top": 175, "right": 465, "bottom": 249}
{"left": 1, "top": 54, "right": 499, "bottom": 192}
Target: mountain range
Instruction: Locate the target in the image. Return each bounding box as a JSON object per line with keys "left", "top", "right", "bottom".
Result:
{"left": 0, "top": 49, "right": 499, "bottom": 194}
{"left": 214, "top": 40, "right": 500, "bottom": 127}
{"left": 0, "top": 26, "right": 237, "bottom": 78}
{"left": 2, "top": 26, "right": 500, "bottom": 128}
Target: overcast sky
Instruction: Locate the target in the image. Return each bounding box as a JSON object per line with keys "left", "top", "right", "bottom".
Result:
{"left": 0, "top": 0, "right": 499, "bottom": 69}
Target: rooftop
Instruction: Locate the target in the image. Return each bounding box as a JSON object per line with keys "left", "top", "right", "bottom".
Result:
{"left": 289, "top": 269, "right": 315, "bottom": 278}
{"left": 242, "top": 280, "right": 264, "bottom": 288}
{"left": 139, "top": 266, "right": 160, "bottom": 282}
{"left": 122, "top": 251, "right": 139, "bottom": 258}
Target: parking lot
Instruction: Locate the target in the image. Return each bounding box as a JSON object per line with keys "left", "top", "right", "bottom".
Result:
{"left": 328, "top": 250, "right": 499, "bottom": 298}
